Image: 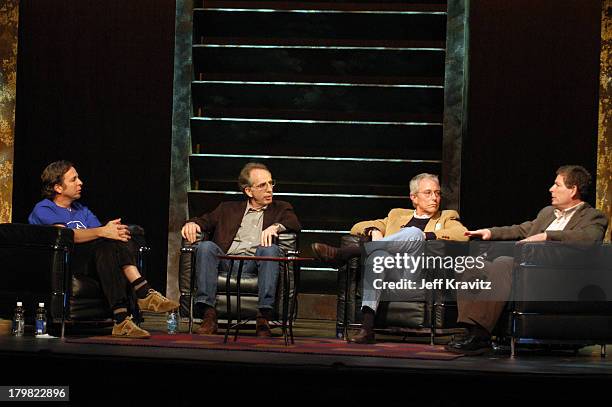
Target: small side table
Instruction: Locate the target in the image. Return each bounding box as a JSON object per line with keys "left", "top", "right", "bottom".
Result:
{"left": 218, "top": 254, "right": 314, "bottom": 345}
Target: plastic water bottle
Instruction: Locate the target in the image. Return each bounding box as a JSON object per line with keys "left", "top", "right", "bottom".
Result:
{"left": 167, "top": 310, "right": 178, "bottom": 334}
{"left": 13, "top": 301, "right": 24, "bottom": 337}
{"left": 35, "top": 303, "right": 47, "bottom": 336}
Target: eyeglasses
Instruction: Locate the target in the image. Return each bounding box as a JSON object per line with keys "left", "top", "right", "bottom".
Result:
{"left": 416, "top": 190, "right": 442, "bottom": 198}
{"left": 250, "top": 180, "right": 276, "bottom": 190}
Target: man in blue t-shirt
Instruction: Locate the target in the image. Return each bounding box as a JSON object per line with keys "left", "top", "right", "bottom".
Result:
{"left": 29, "top": 160, "right": 178, "bottom": 338}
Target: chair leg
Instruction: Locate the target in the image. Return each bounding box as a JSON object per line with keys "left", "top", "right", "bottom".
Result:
{"left": 343, "top": 264, "right": 350, "bottom": 342}
{"left": 289, "top": 261, "right": 301, "bottom": 345}
{"left": 282, "top": 261, "right": 290, "bottom": 346}
{"left": 601, "top": 344, "right": 607, "bottom": 358}
{"left": 511, "top": 336, "right": 517, "bottom": 358}
{"left": 234, "top": 260, "right": 244, "bottom": 342}
{"left": 224, "top": 260, "right": 233, "bottom": 344}
{"left": 188, "top": 249, "right": 196, "bottom": 334}
{"left": 61, "top": 250, "right": 70, "bottom": 340}
{"left": 188, "top": 295, "right": 194, "bottom": 334}
{"left": 429, "top": 302, "right": 435, "bottom": 346}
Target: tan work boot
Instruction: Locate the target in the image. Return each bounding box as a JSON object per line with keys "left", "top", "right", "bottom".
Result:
{"left": 137, "top": 289, "right": 179, "bottom": 313}
{"left": 112, "top": 316, "right": 151, "bottom": 339}
{"left": 196, "top": 306, "right": 218, "bottom": 335}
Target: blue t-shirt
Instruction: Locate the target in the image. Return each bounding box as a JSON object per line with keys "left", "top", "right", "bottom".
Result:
{"left": 28, "top": 199, "right": 102, "bottom": 229}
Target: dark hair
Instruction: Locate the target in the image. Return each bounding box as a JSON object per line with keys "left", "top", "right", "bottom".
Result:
{"left": 556, "top": 165, "right": 592, "bottom": 198}
{"left": 237, "top": 162, "right": 270, "bottom": 194}
{"left": 41, "top": 160, "right": 74, "bottom": 199}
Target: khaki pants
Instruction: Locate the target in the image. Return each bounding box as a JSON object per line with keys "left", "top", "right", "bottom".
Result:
{"left": 456, "top": 256, "right": 514, "bottom": 333}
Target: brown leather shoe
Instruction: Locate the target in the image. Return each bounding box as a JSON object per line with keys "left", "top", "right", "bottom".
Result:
{"left": 349, "top": 328, "right": 376, "bottom": 344}
{"left": 256, "top": 318, "right": 272, "bottom": 337}
{"left": 196, "top": 306, "right": 217, "bottom": 335}
{"left": 311, "top": 243, "right": 342, "bottom": 267}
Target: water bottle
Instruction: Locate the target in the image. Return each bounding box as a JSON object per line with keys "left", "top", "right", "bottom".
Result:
{"left": 35, "top": 303, "right": 47, "bottom": 336}
{"left": 167, "top": 310, "right": 178, "bottom": 334}
{"left": 13, "top": 301, "right": 24, "bottom": 337}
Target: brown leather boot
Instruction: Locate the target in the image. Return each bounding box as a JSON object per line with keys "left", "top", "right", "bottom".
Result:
{"left": 349, "top": 328, "right": 376, "bottom": 344}
{"left": 349, "top": 307, "right": 376, "bottom": 344}
{"left": 196, "top": 306, "right": 217, "bottom": 335}
{"left": 312, "top": 243, "right": 361, "bottom": 267}
{"left": 256, "top": 309, "right": 272, "bottom": 338}
{"left": 311, "top": 243, "right": 342, "bottom": 267}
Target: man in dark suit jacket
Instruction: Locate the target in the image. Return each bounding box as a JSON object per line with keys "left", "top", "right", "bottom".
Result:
{"left": 446, "top": 165, "right": 608, "bottom": 355}
{"left": 181, "top": 163, "right": 301, "bottom": 337}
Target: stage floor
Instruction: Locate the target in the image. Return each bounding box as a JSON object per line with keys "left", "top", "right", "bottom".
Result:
{"left": 1, "top": 317, "right": 611, "bottom": 405}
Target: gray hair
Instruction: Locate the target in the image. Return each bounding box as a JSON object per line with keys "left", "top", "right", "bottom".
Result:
{"left": 409, "top": 173, "right": 440, "bottom": 195}
{"left": 237, "top": 162, "right": 270, "bottom": 194}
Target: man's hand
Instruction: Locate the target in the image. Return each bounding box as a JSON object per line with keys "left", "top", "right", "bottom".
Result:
{"left": 519, "top": 232, "right": 547, "bottom": 243}
{"left": 371, "top": 229, "right": 384, "bottom": 241}
{"left": 101, "top": 218, "right": 131, "bottom": 242}
{"left": 465, "top": 229, "right": 492, "bottom": 240}
{"left": 261, "top": 224, "right": 280, "bottom": 247}
{"left": 181, "top": 222, "right": 201, "bottom": 244}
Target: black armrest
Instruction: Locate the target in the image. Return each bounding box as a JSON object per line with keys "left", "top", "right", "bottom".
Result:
{"left": 0, "top": 223, "right": 74, "bottom": 249}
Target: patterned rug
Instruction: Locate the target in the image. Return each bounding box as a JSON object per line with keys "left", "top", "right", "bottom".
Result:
{"left": 66, "top": 333, "right": 462, "bottom": 360}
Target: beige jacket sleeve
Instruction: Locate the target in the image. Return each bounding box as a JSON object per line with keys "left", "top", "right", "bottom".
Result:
{"left": 432, "top": 210, "right": 469, "bottom": 241}
{"left": 350, "top": 217, "right": 389, "bottom": 236}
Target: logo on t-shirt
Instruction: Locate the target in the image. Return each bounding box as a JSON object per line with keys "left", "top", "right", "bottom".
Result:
{"left": 67, "top": 221, "right": 87, "bottom": 229}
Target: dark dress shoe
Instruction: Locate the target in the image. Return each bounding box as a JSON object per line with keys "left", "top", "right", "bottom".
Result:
{"left": 196, "top": 318, "right": 217, "bottom": 335}
{"left": 256, "top": 317, "right": 272, "bottom": 338}
{"left": 311, "top": 243, "right": 342, "bottom": 267}
{"left": 349, "top": 329, "right": 376, "bottom": 344}
{"left": 445, "top": 334, "right": 491, "bottom": 355}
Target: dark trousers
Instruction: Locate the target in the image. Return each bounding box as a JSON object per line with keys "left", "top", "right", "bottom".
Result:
{"left": 71, "top": 239, "right": 139, "bottom": 310}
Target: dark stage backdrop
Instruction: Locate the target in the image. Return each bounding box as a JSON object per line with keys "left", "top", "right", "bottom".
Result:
{"left": 13, "top": 0, "right": 176, "bottom": 290}
{"left": 461, "top": 0, "right": 602, "bottom": 229}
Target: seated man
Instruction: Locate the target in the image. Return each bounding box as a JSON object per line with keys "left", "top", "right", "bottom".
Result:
{"left": 446, "top": 165, "right": 608, "bottom": 355}
{"left": 311, "top": 173, "right": 468, "bottom": 343}
{"left": 181, "top": 162, "right": 301, "bottom": 337}
{"left": 29, "top": 160, "right": 178, "bottom": 338}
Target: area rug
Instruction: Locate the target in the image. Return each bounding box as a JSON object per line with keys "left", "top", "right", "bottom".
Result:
{"left": 66, "top": 333, "right": 462, "bottom": 360}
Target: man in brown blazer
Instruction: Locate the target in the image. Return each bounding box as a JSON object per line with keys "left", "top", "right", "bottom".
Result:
{"left": 181, "top": 163, "right": 301, "bottom": 337}
{"left": 312, "top": 173, "right": 469, "bottom": 343}
{"left": 446, "top": 165, "right": 608, "bottom": 355}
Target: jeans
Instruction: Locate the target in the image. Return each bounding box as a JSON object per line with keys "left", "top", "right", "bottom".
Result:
{"left": 362, "top": 226, "right": 425, "bottom": 311}
{"left": 193, "top": 241, "right": 282, "bottom": 309}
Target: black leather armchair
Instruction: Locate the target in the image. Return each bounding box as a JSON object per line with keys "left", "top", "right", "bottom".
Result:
{"left": 178, "top": 233, "right": 298, "bottom": 333}
{"left": 495, "top": 242, "right": 612, "bottom": 357}
{"left": 336, "top": 236, "right": 462, "bottom": 343}
{"left": 0, "top": 223, "right": 149, "bottom": 337}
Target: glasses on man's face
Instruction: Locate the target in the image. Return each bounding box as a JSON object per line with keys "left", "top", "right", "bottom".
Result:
{"left": 250, "top": 180, "right": 276, "bottom": 190}
{"left": 417, "top": 190, "right": 442, "bottom": 198}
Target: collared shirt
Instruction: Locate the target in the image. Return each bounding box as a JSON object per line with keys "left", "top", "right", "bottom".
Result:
{"left": 227, "top": 203, "right": 266, "bottom": 256}
{"left": 546, "top": 202, "right": 584, "bottom": 232}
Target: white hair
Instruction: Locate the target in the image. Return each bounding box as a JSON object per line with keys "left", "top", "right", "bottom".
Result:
{"left": 409, "top": 173, "right": 440, "bottom": 194}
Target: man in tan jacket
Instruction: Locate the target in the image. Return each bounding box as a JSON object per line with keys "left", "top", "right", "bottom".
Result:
{"left": 312, "top": 173, "right": 468, "bottom": 343}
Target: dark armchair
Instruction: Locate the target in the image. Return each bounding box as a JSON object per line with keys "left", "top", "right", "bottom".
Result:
{"left": 0, "top": 223, "right": 150, "bottom": 337}
{"left": 336, "top": 235, "right": 462, "bottom": 343}
{"left": 496, "top": 242, "right": 612, "bottom": 357}
{"left": 178, "top": 232, "right": 299, "bottom": 333}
